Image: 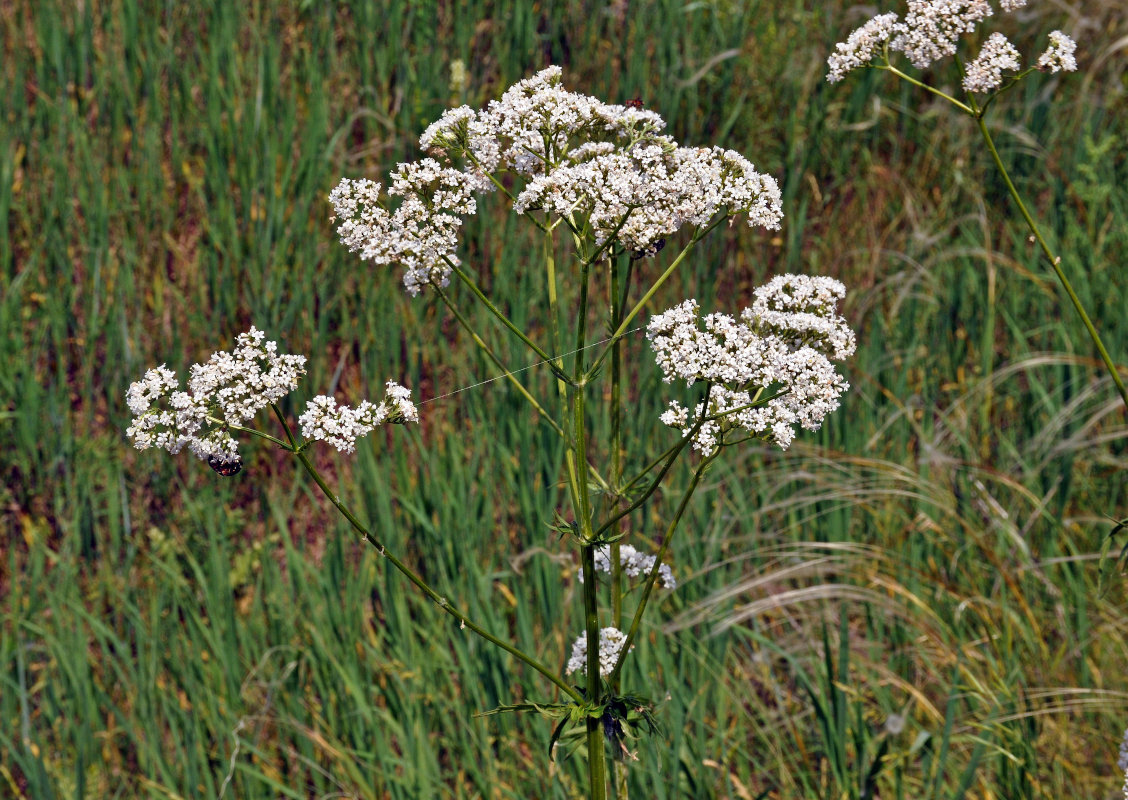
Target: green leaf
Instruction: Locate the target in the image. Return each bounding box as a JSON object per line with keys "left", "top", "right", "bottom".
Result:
{"left": 476, "top": 701, "right": 571, "bottom": 719}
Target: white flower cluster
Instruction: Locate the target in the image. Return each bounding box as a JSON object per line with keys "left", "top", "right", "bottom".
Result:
{"left": 826, "top": 0, "right": 1075, "bottom": 84}
{"left": 648, "top": 275, "right": 854, "bottom": 453}
{"left": 299, "top": 381, "right": 419, "bottom": 453}
{"left": 126, "top": 329, "right": 418, "bottom": 467}
{"left": 566, "top": 627, "right": 630, "bottom": 677}
{"left": 578, "top": 544, "right": 676, "bottom": 589}
{"left": 421, "top": 66, "right": 669, "bottom": 177}
{"left": 893, "top": 0, "right": 993, "bottom": 70}
{"left": 328, "top": 157, "right": 481, "bottom": 296}
{"left": 1037, "top": 30, "right": 1077, "bottom": 73}
{"left": 126, "top": 327, "right": 307, "bottom": 463}
{"left": 963, "top": 32, "right": 1021, "bottom": 93}
{"left": 515, "top": 143, "right": 780, "bottom": 255}
{"left": 332, "top": 67, "right": 782, "bottom": 293}
{"left": 827, "top": 14, "right": 900, "bottom": 84}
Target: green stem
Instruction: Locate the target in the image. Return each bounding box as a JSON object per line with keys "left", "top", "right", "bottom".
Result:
{"left": 974, "top": 116, "right": 1128, "bottom": 409}
{"left": 587, "top": 219, "right": 725, "bottom": 379}
{"left": 270, "top": 404, "right": 582, "bottom": 702}
{"left": 205, "top": 416, "right": 291, "bottom": 450}
{"left": 609, "top": 256, "right": 625, "bottom": 639}
{"left": 568, "top": 254, "right": 608, "bottom": 798}
{"left": 431, "top": 281, "right": 565, "bottom": 439}
{"left": 607, "top": 452, "right": 715, "bottom": 686}
{"left": 594, "top": 384, "right": 716, "bottom": 541}
{"left": 449, "top": 261, "right": 570, "bottom": 384}
{"left": 544, "top": 227, "right": 583, "bottom": 511}
{"left": 432, "top": 279, "right": 612, "bottom": 495}
{"left": 580, "top": 543, "right": 608, "bottom": 800}
{"left": 883, "top": 63, "right": 975, "bottom": 114}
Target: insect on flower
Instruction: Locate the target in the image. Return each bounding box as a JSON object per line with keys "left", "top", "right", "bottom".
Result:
{"left": 631, "top": 238, "right": 665, "bottom": 261}
{"left": 207, "top": 454, "right": 243, "bottom": 476}
{"left": 624, "top": 96, "right": 644, "bottom": 109}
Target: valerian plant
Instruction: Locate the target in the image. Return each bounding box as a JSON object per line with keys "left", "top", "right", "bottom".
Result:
{"left": 826, "top": 0, "right": 1127, "bottom": 410}
{"left": 127, "top": 67, "right": 856, "bottom": 797}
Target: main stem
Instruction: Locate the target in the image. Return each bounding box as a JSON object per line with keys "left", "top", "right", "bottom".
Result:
{"left": 974, "top": 115, "right": 1128, "bottom": 410}
{"left": 609, "top": 254, "right": 627, "bottom": 800}
{"left": 571, "top": 258, "right": 608, "bottom": 800}
{"left": 609, "top": 256, "right": 624, "bottom": 641}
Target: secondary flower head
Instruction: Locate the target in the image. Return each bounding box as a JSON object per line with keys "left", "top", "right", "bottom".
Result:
{"left": 126, "top": 329, "right": 417, "bottom": 468}
{"left": 566, "top": 627, "right": 631, "bottom": 677}
{"left": 126, "top": 327, "right": 306, "bottom": 464}
{"left": 827, "top": 1, "right": 1079, "bottom": 87}
{"left": 648, "top": 275, "right": 854, "bottom": 453}
{"left": 299, "top": 381, "right": 419, "bottom": 454}
{"left": 963, "top": 32, "right": 1021, "bottom": 93}
{"left": 1036, "top": 30, "right": 1077, "bottom": 73}
{"left": 332, "top": 67, "right": 782, "bottom": 294}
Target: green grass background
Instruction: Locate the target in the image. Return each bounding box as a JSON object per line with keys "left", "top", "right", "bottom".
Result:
{"left": 2, "top": 0, "right": 1127, "bottom": 797}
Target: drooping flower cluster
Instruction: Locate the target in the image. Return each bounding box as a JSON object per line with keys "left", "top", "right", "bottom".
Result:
{"left": 566, "top": 627, "right": 630, "bottom": 677}
{"left": 126, "top": 328, "right": 417, "bottom": 467}
{"left": 331, "top": 67, "right": 782, "bottom": 294}
{"left": 826, "top": 0, "right": 1077, "bottom": 86}
{"left": 127, "top": 328, "right": 307, "bottom": 464}
{"left": 826, "top": 14, "right": 900, "bottom": 84}
{"left": 299, "top": 381, "right": 419, "bottom": 453}
{"left": 963, "top": 32, "right": 1021, "bottom": 93}
{"left": 578, "top": 544, "right": 676, "bottom": 589}
{"left": 648, "top": 275, "right": 855, "bottom": 453}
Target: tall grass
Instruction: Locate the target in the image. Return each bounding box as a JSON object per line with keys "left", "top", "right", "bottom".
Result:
{"left": 2, "top": 0, "right": 1126, "bottom": 796}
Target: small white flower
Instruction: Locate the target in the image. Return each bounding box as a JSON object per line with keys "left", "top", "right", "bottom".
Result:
{"left": 1036, "top": 30, "right": 1077, "bottom": 73}
{"left": 566, "top": 627, "right": 631, "bottom": 676}
{"left": 186, "top": 327, "right": 307, "bottom": 427}
{"left": 962, "top": 32, "right": 1021, "bottom": 93}
{"left": 999, "top": 0, "right": 1026, "bottom": 9}
{"left": 826, "top": 13, "right": 899, "bottom": 83}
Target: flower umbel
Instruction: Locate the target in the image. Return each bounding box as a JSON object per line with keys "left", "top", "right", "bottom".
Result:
{"left": 1036, "top": 30, "right": 1077, "bottom": 73}
{"left": 648, "top": 275, "right": 854, "bottom": 453}
{"left": 332, "top": 67, "right": 782, "bottom": 295}
{"left": 963, "top": 32, "right": 1021, "bottom": 93}
{"left": 826, "top": 13, "right": 899, "bottom": 83}
{"left": 126, "top": 329, "right": 417, "bottom": 466}
{"left": 891, "top": 0, "right": 993, "bottom": 70}
{"left": 126, "top": 327, "right": 306, "bottom": 463}
{"left": 299, "top": 381, "right": 419, "bottom": 453}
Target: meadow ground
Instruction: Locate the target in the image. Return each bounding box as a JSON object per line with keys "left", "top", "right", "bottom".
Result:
{"left": 2, "top": 1, "right": 1127, "bottom": 797}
